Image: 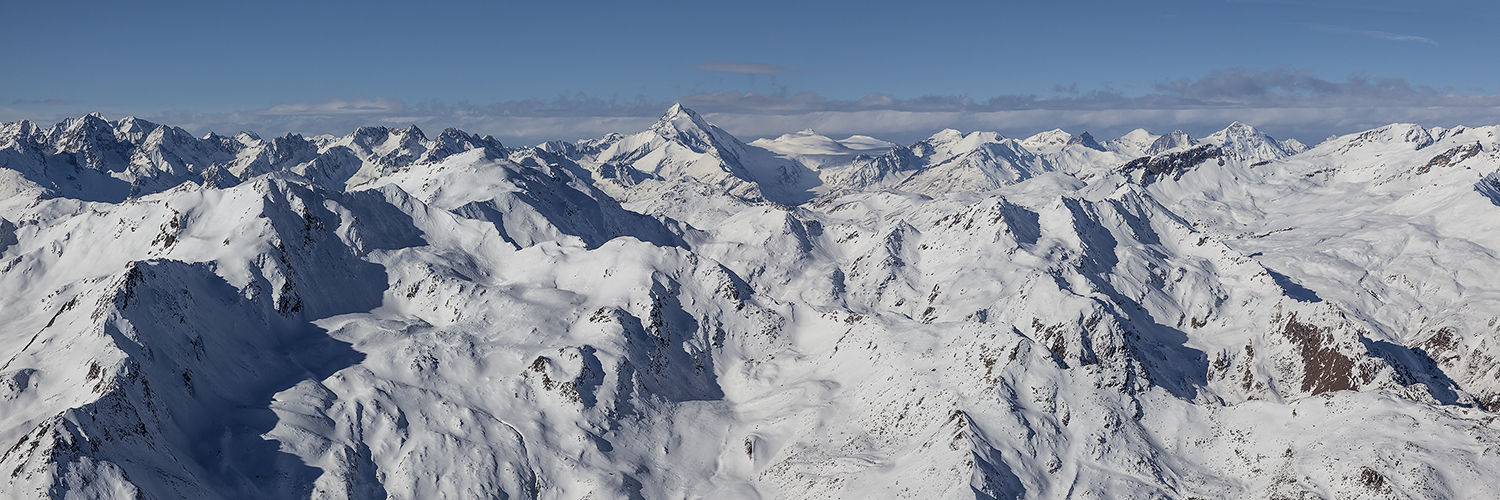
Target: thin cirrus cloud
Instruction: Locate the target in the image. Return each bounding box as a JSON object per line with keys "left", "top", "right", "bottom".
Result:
{"left": 36, "top": 68, "right": 1500, "bottom": 146}
{"left": 11, "top": 99, "right": 80, "bottom": 106}
{"left": 1305, "top": 23, "right": 1438, "bottom": 45}
{"left": 692, "top": 62, "right": 791, "bottom": 74}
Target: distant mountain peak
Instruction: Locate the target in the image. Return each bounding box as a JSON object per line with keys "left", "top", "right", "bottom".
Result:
{"left": 1147, "top": 130, "right": 1197, "bottom": 155}
{"left": 653, "top": 104, "right": 718, "bottom": 137}
{"left": 1066, "top": 132, "right": 1106, "bottom": 151}
{"left": 1204, "top": 121, "right": 1296, "bottom": 163}
{"left": 1020, "top": 128, "right": 1076, "bottom": 154}
{"left": 928, "top": 128, "right": 966, "bottom": 143}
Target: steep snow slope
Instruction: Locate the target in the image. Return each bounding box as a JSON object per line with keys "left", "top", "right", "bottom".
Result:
{"left": 1142, "top": 123, "right": 1500, "bottom": 409}
{"left": 587, "top": 105, "right": 820, "bottom": 205}
{"left": 4, "top": 110, "right": 1500, "bottom": 499}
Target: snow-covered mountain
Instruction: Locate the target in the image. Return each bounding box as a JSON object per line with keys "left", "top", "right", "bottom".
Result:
{"left": 1103, "top": 128, "right": 1159, "bottom": 158}
{"left": 6, "top": 106, "right": 1500, "bottom": 499}
{"left": 1201, "top": 121, "right": 1299, "bottom": 165}
{"left": 818, "top": 129, "right": 1059, "bottom": 197}
{"left": 0, "top": 113, "right": 506, "bottom": 204}
{"left": 1142, "top": 129, "right": 1195, "bottom": 156}
{"left": 585, "top": 104, "right": 820, "bottom": 205}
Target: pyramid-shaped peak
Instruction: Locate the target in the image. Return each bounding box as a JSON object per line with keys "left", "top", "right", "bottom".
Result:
{"left": 60, "top": 113, "right": 116, "bottom": 140}
{"left": 1066, "top": 132, "right": 1106, "bottom": 151}
{"left": 402, "top": 124, "right": 426, "bottom": 138}
{"left": 649, "top": 104, "right": 746, "bottom": 156}
{"left": 655, "top": 104, "right": 714, "bottom": 132}
{"left": 664, "top": 103, "right": 705, "bottom": 120}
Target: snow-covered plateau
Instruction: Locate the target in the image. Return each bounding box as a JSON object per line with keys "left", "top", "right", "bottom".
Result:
{"left": 4, "top": 104, "right": 1500, "bottom": 499}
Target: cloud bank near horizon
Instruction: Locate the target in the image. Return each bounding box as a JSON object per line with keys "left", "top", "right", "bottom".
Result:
{"left": 5, "top": 69, "right": 1498, "bottom": 146}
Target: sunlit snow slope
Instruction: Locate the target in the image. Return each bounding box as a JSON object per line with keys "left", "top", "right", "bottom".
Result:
{"left": 4, "top": 107, "right": 1500, "bottom": 499}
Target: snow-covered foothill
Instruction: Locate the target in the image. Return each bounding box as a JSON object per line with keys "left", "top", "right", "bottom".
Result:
{"left": 4, "top": 108, "right": 1500, "bottom": 499}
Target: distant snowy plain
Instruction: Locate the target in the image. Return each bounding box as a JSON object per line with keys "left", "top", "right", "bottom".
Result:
{"left": 3, "top": 105, "right": 1500, "bottom": 498}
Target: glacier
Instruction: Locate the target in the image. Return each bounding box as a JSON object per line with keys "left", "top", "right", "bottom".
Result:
{"left": 3, "top": 105, "right": 1500, "bottom": 499}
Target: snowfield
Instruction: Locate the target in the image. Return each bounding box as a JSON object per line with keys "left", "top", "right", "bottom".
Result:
{"left": 4, "top": 107, "right": 1500, "bottom": 499}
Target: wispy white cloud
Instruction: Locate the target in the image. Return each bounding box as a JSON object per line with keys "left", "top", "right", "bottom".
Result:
{"left": 10, "top": 99, "right": 80, "bottom": 106}
{"left": 692, "top": 62, "right": 791, "bottom": 74}
{"left": 259, "top": 97, "right": 406, "bottom": 116}
{"left": 1306, "top": 23, "right": 1437, "bottom": 45}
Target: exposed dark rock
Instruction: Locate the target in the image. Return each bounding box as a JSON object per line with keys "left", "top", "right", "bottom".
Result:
{"left": 1120, "top": 145, "right": 1224, "bottom": 185}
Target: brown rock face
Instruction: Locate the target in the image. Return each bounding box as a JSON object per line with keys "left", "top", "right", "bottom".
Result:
{"left": 1282, "top": 314, "right": 1357, "bottom": 395}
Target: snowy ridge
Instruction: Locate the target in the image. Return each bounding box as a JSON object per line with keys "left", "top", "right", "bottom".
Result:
{"left": 5, "top": 107, "right": 1500, "bottom": 499}
{"left": 0, "top": 114, "right": 506, "bottom": 203}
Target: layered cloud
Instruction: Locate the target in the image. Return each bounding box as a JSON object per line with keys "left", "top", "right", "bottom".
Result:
{"left": 1305, "top": 23, "right": 1438, "bottom": 45}
{"left": 10, "top": 99, "right": 80, "bottom": 106}
{"left": 6, "top": 69, "right": 1498, "bottom": 146}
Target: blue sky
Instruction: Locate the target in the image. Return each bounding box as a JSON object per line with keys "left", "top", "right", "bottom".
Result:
{"left": 4, "top": 0, "right": 1499, "bottom": 145}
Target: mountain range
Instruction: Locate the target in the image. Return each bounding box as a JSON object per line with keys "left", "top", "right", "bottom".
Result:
{"left": 3, "top": 105, "right": 1499, "bottom": 499}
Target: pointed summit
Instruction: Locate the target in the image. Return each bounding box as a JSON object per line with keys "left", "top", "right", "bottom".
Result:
{"left": 655, "top": 103, "right": 713, "bottom": 132}
{"left": 1205, "top": 121, "right": 1293, "bottom": 163}
{"left": 654, "top": 103, "right": 710, "bottom": 132}
{"left": 650, "top": 104, "right": 743, "bottom": 158}
{"left": 1066, "top": 132, "right": 1106, "bottom": 151}
{"left": 401, "top": 124, "right": 427, "bottom": 140}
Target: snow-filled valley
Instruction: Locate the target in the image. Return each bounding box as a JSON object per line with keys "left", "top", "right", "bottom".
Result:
{"left": 4, "top": 105, "right": 1500, "bottom": 499}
